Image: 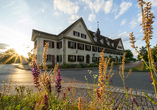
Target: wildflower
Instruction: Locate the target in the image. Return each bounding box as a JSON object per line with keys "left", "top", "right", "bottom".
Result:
{"left": 96, "top": 88, "right": 101, "bottom": 99}
{"left": 44, "top": 94, "right": 48, "bottom": 109}
{"left": 55, "top": 69, "right": 62, "bottom": 93}
{"left": 148, "top": 72, "right": 153, "bottom": 83}
{"left": 78, "top": 97, "right": 82, "bottom": 110}
{"left": 47, "top": 80, "right": 51, "bottom": 93}
{"left": 63, "top": 92, "right": 66, "bottom": 100}
{"left": 31, "top": 60, "right": 40, "bottom": 88}
{"left": 133, "top": 98, "right": 138, "bottom": 106}
{"left": 68, "top": 87, "right": 70, "bottom": 91}
{"left": 126, "top": 86, "right": 128, "bottom": 91}
{"left": 111, "top": 80, "right": 113, "bottom": 85}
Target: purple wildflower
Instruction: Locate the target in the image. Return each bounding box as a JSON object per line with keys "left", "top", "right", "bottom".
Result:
{"left": 111, "top": 80, "right": 113, "bottom": 85}
{"left": 63, "top": 92, "right": 66, "bottom": 100}
{"left": 55, "top": 69, "right": 62, "bottom": 93}
{"left": 133, "top": 98, "right": 138, "bottom": 106}
{"left": 44, "top": 94, "right": 48, "bottom": 109}
{"left": 68, "top": 87, "right": 70, "bottom": 92}
{"left": 96, "top": 88, "right": 101, "bottom": 99}
{"left": 114, "top": 106, "right": 117, "bottom": 110}
{"left": 126, "top": 86, "right": 128, "bottom": 91}
{"left": 148, "top": 72, "right": 153, "bottom": 83}
{"left": 31, "top": 60, "right": 40, "bottom": 88}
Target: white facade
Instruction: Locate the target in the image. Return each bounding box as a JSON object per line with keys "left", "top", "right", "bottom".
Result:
{"left": 31, "top": 17, "right": 124, "bottom": 65}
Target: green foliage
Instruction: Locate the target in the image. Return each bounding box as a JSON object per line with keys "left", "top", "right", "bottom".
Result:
{"left": 124, "top": 49, "right": 133, "bottom": 60}
{"left": 125, "top": 59, "right": 130, "bottom": 63}
{"left": 138, "top": 46, "right": 148, "bottom": 61}
{"left": 0, "top": 48, "right": 20, "bottom": 64}
{"left": 152, "top": 46, "right": 157, "bottom": 62}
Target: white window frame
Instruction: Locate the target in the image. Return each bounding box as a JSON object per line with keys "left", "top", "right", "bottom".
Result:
{"left": 47, "top": 55, "right": 52, "bottom": 62}
{"left": 100, "top": 39, "right": 103, "bottom": 44}
{"left": 94, "top": 37, "right": 97, "bottom": 42}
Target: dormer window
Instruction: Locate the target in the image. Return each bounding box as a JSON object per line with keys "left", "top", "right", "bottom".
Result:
{"left": 111, "top": 43, "right": 114, "bottom": 47}
{"left": 107, "top": 41, "right": 110, "bottom": 45}
{"left": 106, "top": 38, "right": 108, "bottom": 41}
{"left": 100, "top": 39, "right": 103, "bottom": 44}
{"left": 73, "top": 31, "right": 80, "bottom": 37}
{"left": 94, "top": 37, "right": 97, "bottom": 42}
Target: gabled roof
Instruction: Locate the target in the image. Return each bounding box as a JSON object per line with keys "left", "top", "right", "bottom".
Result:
{"left": 57, "top": 18, "right": 82, "bottom": 37}
{"left": 33, "top": 29, "right": 57, "bottom": 37}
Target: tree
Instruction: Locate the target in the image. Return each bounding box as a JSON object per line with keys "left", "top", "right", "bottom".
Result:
{"left": 138, "top": 46, "right": 148, "bottom": 61}
{"left": 152, "top": 46, "right": 157, "bottom": 62}
{"left": 0, "top": 48, "right": 20, "bottom": 64}
{"left": 124, "top": 49, "right": 133, "bottom": 60}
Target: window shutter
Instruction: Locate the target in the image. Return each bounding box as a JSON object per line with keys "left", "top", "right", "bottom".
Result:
{"left": 68, "top": 55, "right": 70, "bottom": 61}
{"left": 77, "top": 43, "right": 79, "bottom": 49}
{"left": 83, "top": 56, "right": 84, "bottom": 61}
{"left": 90, "top": 46, "right": 91, "bottom": 51}
{"left": 85, "top": 45, "right": 87, "bottom": 50}
{"left": 68, "top": 41, "right": 70, "bottom": 48}
{"left": 74, "top": 43, "right": 76, "bottom": 49}
{"left": 85, "top": 35, "right": 86, "bottom": 39}
{"left": 57, "top": 42, "right": 59, "bottom": 49}
{"left": 61, "top": 41, "right": 62, "bottom": 48}
{"left": 74, "top": 55, "right": 76, "bottom": 62}
{"left": 77, "top": 56, "right": 79, "bottom": 61}
{"left": 81, "top": 34, "right": 82, "bottom": 37}
{"left": 57, "top": 55, "right": 59, "bottom": 61}
{"left": 52, "top": 42, "right": 54, "bottom": 48}
{"left": 43, "top": 40, "right": 46, "bottom": 47}
{"left": 83, "top": 44, "right": 84, "bottom": 50}
{"left": 73, "top": 31, "right": 75, "bottom": 35}
{"left": 78, "top": 33, "right": 80, "bottom": 37}
{"left": 96, "top": 57, "right": 97, "bottom": 61}
{"left": 61, "top": 55, "right": 62, "bottom": 62}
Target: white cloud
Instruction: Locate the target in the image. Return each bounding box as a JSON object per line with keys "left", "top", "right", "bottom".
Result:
{"left": 53, "top": 0, "right": 79, "bottom": 15}
{"left": 115, "top": 2, "right": 132, "bottom": 19}
{"left": 69, "top": 14, "right": 79, "bottom": 23}
{"left": 42, "top": 9, "right": 44, "bottom": 12}
{"left": 80, "top": 0, "right": 105, "bottom": 13}
{"left": 145, "top": 0, "right": 157, "bottom": 7}
{"left": 117, "top": 31, "right": 130, "bottom": 42}
{"left": 137, "top": 13, "right": 142, "bottom": 23}
{"left": 88, "top": 13, "right": 96, "bottom": 22}
{"left": 104, "top": 0, "right": 113, "bottom": 14}
{"left": 53, "top": 12, "right": 62, "bottom": 16}
{"left": 139, "top": 29, "right": 143, "bottom": 32}
{"left": 111, "top": 4, "right": 118, "bottom": 13}
{"left": 121, "top": 19, "right": 126, "bottom": 25}
{"left": 129, "top": 19, "right": 138, "bottom": 29}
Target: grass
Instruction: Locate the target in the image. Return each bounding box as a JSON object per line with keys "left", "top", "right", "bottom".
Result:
{"left": 125, "top": 61, "right": 150, "bottom": 72}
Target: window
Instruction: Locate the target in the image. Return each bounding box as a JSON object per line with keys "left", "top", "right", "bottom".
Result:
{"left": 46, "top": 55, "right": 52, "bottom": 62}
{"left": 68, "top": 55, "right": 76, "bottom": 62}
{"left": 43, "top": 40, "right": 54, "bottom": 48}
{"left": 100, "top": 39, "right": 103, "bottom": 44}
{"left": 111, "top": 43, "right": 114, "bottom": 47}
{"left": 57, "top": 41, "right": 62, "bottom": 49}
{"left": 92, "top": 57, "right": 97, "bottom": 62}
{"left": 81, "top": 34, "right": 86, "bottom": 39}
{"left": 77, "top": 56, "right": 84, "bottom": 62}
{"left": 57, "top": 55, "right": 62, "bottom": 62}
{"left": 73, "top": 31, "right": 80, "bottom": 37}
{"left": 34, "top": 40, "right": 37, "bottom": 49}
{"left": 118, "top": 46, "right": 122, "bottom": 49}
{"left": 98, "top": 47, "right": 103, "bottom": 52}
{"left": 68, "top": 41, "right": 76, "bottom": 49}
{"left": 92, "top": 46, "right": 97, "bottom": 52}
{"left": 94, "top": 37, "right": 97, "bottom": 42}
{"left": 78, "top": 43, "right": 84, "bottom": 50}
{"left": 85, "top": 45, "right": 91, "bottom": 51}
{"left": 107, "top": 41, "right": 110, "bottom": 46}
{"left": 106, "top": 38, "right": 108, "bottom": 41}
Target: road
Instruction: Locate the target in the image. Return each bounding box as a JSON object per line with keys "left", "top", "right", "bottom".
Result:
{"left": 0, "top": 62, "right": 155, "bottom": 93}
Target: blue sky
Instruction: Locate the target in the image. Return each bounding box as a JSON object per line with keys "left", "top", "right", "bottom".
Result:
{"left": 0, "top": 0, "right": 157, "bottom": 58}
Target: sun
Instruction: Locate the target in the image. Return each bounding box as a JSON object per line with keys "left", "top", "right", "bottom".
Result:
{"left": 13, "top": 45, "right": 28, "bottom": 57}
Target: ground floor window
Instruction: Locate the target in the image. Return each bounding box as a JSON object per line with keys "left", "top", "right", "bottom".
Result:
{"left": 77, "top": 56, "right": 84, "bottom": 62}
{"left": 92, "top": 57, "right": 97, "bottom": 62}
{"left": 68, "top": 55, "right": 76, "bottom": 62}
{"left": 46, "top": 55, "right": 52, "bottom": 62}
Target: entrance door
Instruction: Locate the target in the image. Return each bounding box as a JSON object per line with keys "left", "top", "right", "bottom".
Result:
{"left": 86, "top": 55, "right": 90, "bottom": 64}
{"left": 52, "top": 55, "right": 55, "bottom": 65}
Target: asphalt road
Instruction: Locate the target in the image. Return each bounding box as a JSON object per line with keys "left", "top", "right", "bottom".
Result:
{"left": 0, "top": 62, "right": 155, "bottom": 93}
